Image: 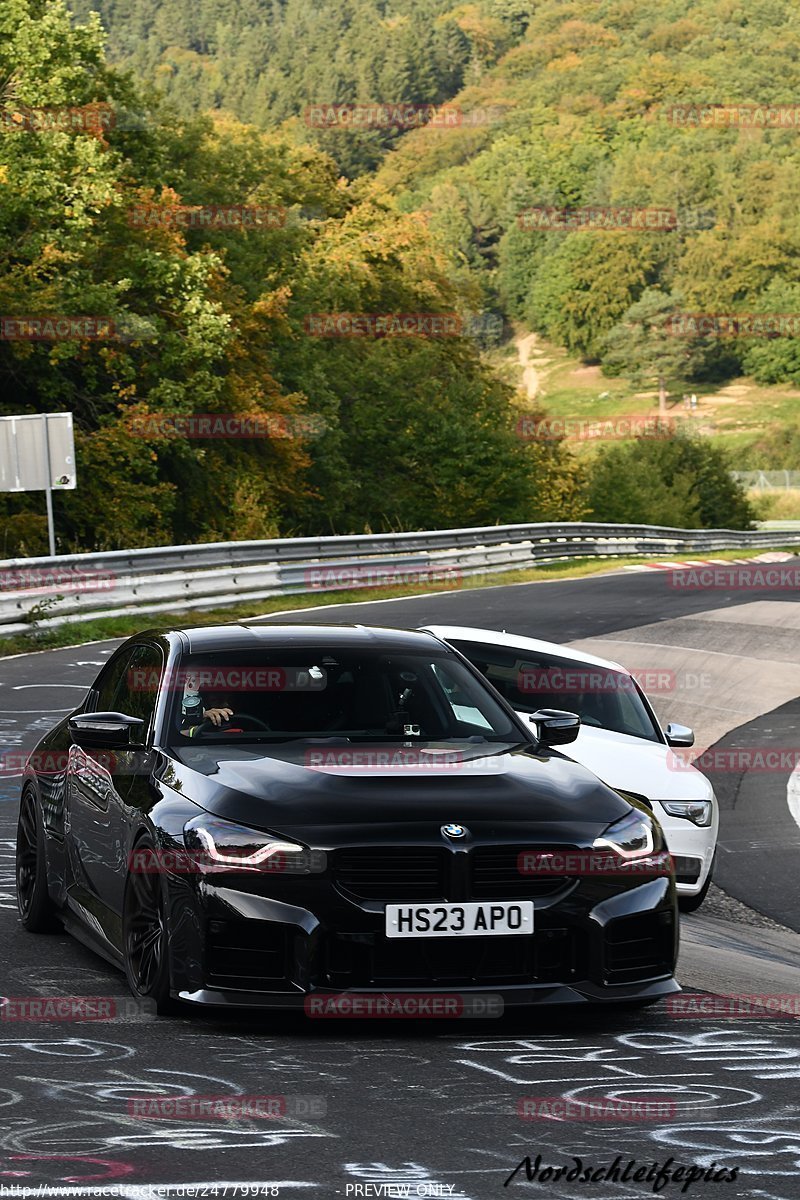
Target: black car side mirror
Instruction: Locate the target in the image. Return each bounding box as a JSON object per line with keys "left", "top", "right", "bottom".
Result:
{"left": 528, "top": 708, "right": 581, "bottom": 747}
{"left": 69, "top": 712, "right": 145, "bottom": 749}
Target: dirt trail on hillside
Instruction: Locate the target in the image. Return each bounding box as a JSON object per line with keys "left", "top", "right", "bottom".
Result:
{"left": 516, "top": 332, "right": 544, "bottom": 399}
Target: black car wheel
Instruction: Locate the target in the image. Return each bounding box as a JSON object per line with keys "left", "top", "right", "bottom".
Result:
{"left": 16, "top": 789, "right": 59, "bottom": 932}
{"left": 123, "top": 838, "right": 174, "bottom": 1014}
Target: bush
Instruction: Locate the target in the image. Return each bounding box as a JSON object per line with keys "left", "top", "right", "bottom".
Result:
{"left": 585, "top": 432, "right": 755, "bottom": 530}
{"left": 0, "top": 511, "right": 49, "bottom": 558}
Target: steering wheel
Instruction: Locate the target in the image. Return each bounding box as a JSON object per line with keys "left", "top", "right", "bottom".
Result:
{"left": 194, "top": 712, "right": 271, "bottom": 734}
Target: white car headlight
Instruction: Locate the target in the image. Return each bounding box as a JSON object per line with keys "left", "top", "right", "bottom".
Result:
{"left": 660, "top": 800, "right": 713, "bottom": 828}
{"left": 593, "top": 810, "right": 657, "bottom": 859}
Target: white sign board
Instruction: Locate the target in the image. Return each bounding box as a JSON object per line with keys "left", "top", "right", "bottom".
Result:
{"left": 0, "top": 413, "right": 76, "bottom": 492}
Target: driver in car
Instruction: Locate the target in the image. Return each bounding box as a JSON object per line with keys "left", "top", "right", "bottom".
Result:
{"left": 180, "top": 670, "right": 233, "bottom": 736}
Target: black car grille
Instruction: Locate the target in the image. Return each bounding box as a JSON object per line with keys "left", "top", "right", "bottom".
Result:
{"left": 325, "top": 925, "right": 581, "bottom": 988}
{"left": 334, "top": 845, "right": 576, "bottom": 901}
{"left": 604, "top": 913, "right": 675, "bottom": 983}
{"left": 471, "top": 845, "right": 574, "bottom": 899}
{"left": 206, "top": 919, "right": 290, "bottom": 991}
{"left": 335, "top": 848, "right": 447, "bottom": 900}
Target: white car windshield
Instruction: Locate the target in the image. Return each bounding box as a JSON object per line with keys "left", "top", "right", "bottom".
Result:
{"left": 448, "top": 640, "right": 662, "bottom": 744}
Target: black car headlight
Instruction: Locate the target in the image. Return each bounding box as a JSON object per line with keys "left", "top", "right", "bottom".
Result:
{"left": 593, "top": 810, "right": 661, "bottom": 860}
{"left": 183, "top": 815, "right": 325, "bottom": 875}
{"left": 659, "top": 800, "right": 713, "bottom": 828}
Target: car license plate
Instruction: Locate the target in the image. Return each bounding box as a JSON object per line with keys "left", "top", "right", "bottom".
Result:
{"left": 385, "top": 901, "right": 533, "bottom": 939}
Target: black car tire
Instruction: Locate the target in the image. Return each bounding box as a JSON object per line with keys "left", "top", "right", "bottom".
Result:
{"left": 16, "top": 789, "right": 60, "bottom": 932}
{"left": 122, "top": 836, "right": 176, "bottom": 1015}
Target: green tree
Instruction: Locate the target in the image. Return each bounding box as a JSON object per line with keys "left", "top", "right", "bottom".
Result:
{"left": 527, "top": 235, "right": 654, "bottom": 361}
{"left": 586, "top": 432, "right": 755, "bottom": 530}
{"left": 601, "top": 289, "right": 709, "bottom": 415}
{"left": 738, "top": 280, "right": 800, "bottom": 386}
{"left": 0, "top": 3, "right": 326, "bottom": 548}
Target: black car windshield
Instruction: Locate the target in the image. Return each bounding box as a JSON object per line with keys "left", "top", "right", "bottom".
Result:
{"left": 167, "top": 647, "right": 522, "bottom": 743}
{"left": 447, "top": 640, "right": 662, "bottom": 744}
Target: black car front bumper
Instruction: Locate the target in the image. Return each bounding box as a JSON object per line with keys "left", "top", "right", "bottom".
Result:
{"left": 166, "top": 870, "right": 680, "bottom": 1010}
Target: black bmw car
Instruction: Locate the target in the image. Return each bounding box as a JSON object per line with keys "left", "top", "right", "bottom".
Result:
{"left": 16, "top": 623, "right": 679, "bottom": 1014}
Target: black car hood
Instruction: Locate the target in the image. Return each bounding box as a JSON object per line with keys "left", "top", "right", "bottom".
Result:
{"left": 165, "top": 740, "right": 632, "bottom": 844}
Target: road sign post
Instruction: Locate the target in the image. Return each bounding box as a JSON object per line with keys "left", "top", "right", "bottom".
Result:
{"left": 0, "top": 413, "right": 76, "bottom": 555}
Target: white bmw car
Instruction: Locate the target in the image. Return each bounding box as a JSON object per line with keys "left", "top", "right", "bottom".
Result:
{"left": 422, "top": 625, "right": 718, "bottom": 911}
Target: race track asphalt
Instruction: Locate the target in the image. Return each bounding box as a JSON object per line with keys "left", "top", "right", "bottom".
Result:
{"left": 0, "top": 564, "right": 798, "bottom": 1199}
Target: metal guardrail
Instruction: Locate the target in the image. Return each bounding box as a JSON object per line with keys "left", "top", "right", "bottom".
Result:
{"left": 0, "top": 521, "right": 798, "bottom": 636}
{"left": 732, "top": 470, "right": 800, "bottom": 490}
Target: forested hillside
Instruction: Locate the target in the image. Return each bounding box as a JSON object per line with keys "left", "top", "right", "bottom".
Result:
{"left": 376, "top": 0, "right": 800, "bottom": 384}
{"left": 66, "top": 0, "right": 530, "bottom": 174}
{"left": 8, "top": 0, "right": 796, "bottom": 554}
{"left": 73, "top": 0, "right": 800, "bottom": 386}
